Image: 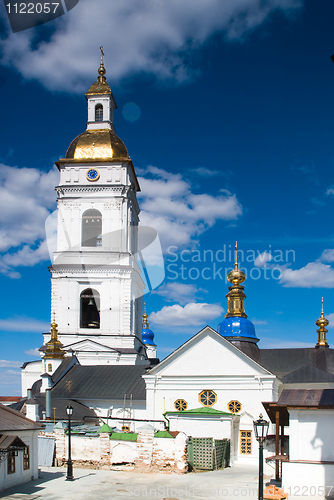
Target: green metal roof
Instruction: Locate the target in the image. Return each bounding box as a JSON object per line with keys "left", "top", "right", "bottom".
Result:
{"left": 154, "top": 430, "right": 174, "bottom": 438}
{"left": 99, "top": 423, "right": 113, "bottom": 433}
{"left": 165, "top": 407, "right": 233, "bottom": 416}
{"left": 110, "top": 432, "right": 138, "bottom": 441}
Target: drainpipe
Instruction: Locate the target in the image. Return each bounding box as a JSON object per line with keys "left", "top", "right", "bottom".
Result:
{"left": 163, "top": 412, "right": 170, "bottom": 431}
{"left": 45, "top": 389, "right": 51, "bottom": 420}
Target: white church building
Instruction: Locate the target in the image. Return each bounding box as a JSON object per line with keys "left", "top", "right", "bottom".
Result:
{"left": 18, "top": 55, "right": 334, "bottom": 488}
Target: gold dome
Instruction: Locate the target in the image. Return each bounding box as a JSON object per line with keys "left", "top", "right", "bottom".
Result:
{"left": 315, "top": 298, "right": 329, "bottom": 348}
{"left": 65, "top": 129, "right": 129, "bottom": 160}
{"left": 85, "top": 78, "right": 113, "bottom": 97}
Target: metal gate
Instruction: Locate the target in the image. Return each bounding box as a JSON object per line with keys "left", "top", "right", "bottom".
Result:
{"left": 187, "top": 437, "right": 230, "bottom": 470}
{"left": 38, "top": 436, "right": 55, "bottom": 466}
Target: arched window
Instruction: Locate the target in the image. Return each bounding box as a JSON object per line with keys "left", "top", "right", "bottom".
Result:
{"left": 82, "top": 209, "right": 102, "bottom": 247}
{"left": 95, "top": 104, "right": 103, "bottom": 122}
{"left": 80, "top": 288, "right": 100, "bottom": 329}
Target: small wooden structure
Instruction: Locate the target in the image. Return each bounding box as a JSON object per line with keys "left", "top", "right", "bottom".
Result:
{"left": 262, "top": 402, "right": 289, "bottom": 482}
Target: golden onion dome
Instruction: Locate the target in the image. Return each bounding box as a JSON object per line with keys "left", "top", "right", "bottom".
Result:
{"left": 65, "top": 129, "right": 129, "bottom": 160}
{"left": 227, "top": 263, "right": 246, "bottom": 286}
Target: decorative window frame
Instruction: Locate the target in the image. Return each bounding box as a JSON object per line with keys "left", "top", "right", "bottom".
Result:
{"left": 240, "top": 430, "right": 252, "bottom": 454}
{"left": 174, "top": 399, "right": 188, "bottom": 411}
{"left": 198, "top": 389, "right": 217, "bottom": 407}
{"left": 228, "top": 400, "right": 242, "bottom": 413}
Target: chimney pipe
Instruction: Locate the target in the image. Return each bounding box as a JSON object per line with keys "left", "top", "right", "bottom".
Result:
{"left": 27, "top": 388, "right": 32, "bottom": 399}
{"left": 45, "top": 389, "right": 51, "bottom": 420}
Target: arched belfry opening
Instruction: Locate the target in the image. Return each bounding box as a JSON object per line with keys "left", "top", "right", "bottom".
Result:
{"left": 82, "top": 209, "right": 102, "bottom": 247}
{"left": 80, "top": 288, "right": 100, "bottom": 329}
{"left": 95, "top": 103, "right": 103, "bottom": 122}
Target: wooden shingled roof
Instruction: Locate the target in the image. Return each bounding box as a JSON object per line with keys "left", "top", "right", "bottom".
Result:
{"left": 0, "top": 403, "right": 43, "bottom": 431}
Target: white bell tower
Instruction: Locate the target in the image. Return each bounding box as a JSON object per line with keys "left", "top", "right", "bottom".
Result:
{"left": 46, "top": 52, "right": 148, "bottom": 366}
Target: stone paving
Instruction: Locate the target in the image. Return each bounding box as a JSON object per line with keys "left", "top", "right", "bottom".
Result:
{"left": 0, "top": 465, "right": 322, "bottom": 500}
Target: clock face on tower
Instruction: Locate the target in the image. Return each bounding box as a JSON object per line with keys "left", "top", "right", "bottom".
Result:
{"left": 86, "top": 168, "right": 100, "bottom": 181}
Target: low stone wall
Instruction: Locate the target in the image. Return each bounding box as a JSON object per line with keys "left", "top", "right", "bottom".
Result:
{"left": 54, "top": 429, "right": 188, "bottom": 473}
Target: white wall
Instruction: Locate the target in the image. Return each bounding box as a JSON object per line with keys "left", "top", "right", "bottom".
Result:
{"left": 0, "top": 430, "right": 39, "bottom": 492}
{"left": 288, "top": 409, "right": 334, "bottom": 461}
{"left": 168, "top": 415, "right": 232, "bottom": 440}
{"left": 282, "top": 462, "right": 334, "bottom": 498}
{"left": 282, "top": 409, "right": 334, "bottom": 499}
{"left": 21, "top": 360, "right": 43, "bottom": 397}
{"left": 76, "top": 399, "right": 151, "bottom": 432}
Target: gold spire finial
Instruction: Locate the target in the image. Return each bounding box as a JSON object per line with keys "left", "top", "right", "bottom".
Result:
{"left": 315, "top": 298, "right": 329, "bottom": 349}
{"left": 225, "top": 242, "right": 247, "bottom": 319}
{"left": 98, "top": 46, "right": 106, "bottom": 83}
{"left": 142, "top": 302, "right": 149, "bottom": 329}
{"left": 44, "top": 314, "right": 66, "bottom": 360}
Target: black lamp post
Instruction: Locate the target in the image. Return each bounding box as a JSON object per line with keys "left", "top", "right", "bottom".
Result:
{"left": 66, "top": 404, "right": 74, "bottom": 481}
{"left": 253, "top": 413, "right": 269, "bottom": 500}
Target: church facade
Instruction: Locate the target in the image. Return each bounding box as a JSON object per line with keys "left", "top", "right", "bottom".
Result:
{"left": 19, "top": 58, "right": 334, "bottom": 475}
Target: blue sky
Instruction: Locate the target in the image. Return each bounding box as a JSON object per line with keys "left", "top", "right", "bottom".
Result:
{"left": 1, "top": 0, "right": 334, "bottom": 395}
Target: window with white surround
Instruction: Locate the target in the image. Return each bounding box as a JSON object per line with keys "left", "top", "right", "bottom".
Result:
{"left": 95, "top": 103, "right": 103, "bottom": 121}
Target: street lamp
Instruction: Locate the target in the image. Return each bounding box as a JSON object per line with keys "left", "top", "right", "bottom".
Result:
{"left": 66, "top": 404, "right": 74, "bottom": 481}
{"left": 253, "top": 413, "right": 269, "bottom": 500}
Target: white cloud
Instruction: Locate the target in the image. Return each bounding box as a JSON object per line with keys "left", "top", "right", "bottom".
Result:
{"left": 139, "top": 166, "right": 242, "bottom": 251}
{"left": 0, "top": 360, "right": 22, "bottom": 368}
{"left": 0, "top": 0, "right": 302, "bottom": 92}
{"left": 191, "top": 167, "right": 222, "bottom": 177}
{"left": 0, "top": 367, "right": 22, "bottom": 394}
{"left": 153, "top": 282, "right": 207, "bottom": 305}
{"left": 0, "top": 162, "right": 240, "bottom": 277}
{"left": 279, "top": 262, "right": 334, "bottom": 288}
{"left": 251, "top": 319, "right": 268, "bottom": 325}
{"left": 319, "top": 249, "right": 334, "bottom": 263}
{"left": 25, "top": 348, "right": 41, "bottom": 357}
{"left": 254, "top": 251, "right": 273, "bottom": 268}
{"left": 326, "top": 313, "right": 334, "bottom": 328}
{"left": 0, "top": 316, "right": 50, "bottom": 332}
{"left": 150, "top": 302, "right": 224, "bottom": 327}
{"left": 0, "top": 164, "right": 58, "bottom": 277}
